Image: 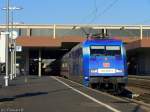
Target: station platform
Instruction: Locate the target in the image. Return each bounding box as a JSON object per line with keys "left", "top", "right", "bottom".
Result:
{"left": 0, "top": 75, "right": 149, "bottom": 112}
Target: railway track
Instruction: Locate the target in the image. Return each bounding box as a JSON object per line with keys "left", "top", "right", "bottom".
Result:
{"left": 127, "top": 77, "right": 150, "bottom": 104}
{"left": 128, "top": 77, "right": 150, "bottom": 90}
{"left": 128, "top": 82, "right": 150, "bottom": 90}
{"left": 135, "top": 93, "right": 150, "bottom": 103}
{"left": 95, "top": 77, "right": 150, "bottom": 105}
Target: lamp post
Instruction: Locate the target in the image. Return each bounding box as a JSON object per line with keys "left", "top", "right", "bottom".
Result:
{"left": 2, "top": 6, "right": 23, "bottom": 82}
{"left": 3, "top": 0, "right": 10, "bottom": 87}
{"left": 10, "top": 7, "right": 23, "bottom": 79}
{"left": 12, "top": 22, "right": 24, "bottom": 78}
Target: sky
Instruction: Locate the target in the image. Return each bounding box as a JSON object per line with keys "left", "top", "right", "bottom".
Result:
{"left": 0, "top": 0, "right": 150, "bottom": 25}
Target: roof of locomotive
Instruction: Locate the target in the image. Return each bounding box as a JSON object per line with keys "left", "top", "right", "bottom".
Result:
{"left": 82, "top": 39, "right": 123, "bottom": 46}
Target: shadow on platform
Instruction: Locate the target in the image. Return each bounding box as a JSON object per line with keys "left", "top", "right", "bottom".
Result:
{"left": 0, "top": 92, "right": 48, "bottom": 102}
{"left": 0, "top": 87, "right": 76, "bottom": 103}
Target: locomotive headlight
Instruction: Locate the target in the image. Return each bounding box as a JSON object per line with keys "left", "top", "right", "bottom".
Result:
{"left": 90, "top": 69, "right": 98, "bottom": 73}
{"left": 115, "top": 69, "right": 123, "bottom": 73}
{"left": 84, "top": 77, "right": 89, "bottom": 80}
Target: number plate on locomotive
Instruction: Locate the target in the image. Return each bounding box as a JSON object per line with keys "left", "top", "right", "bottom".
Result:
{"left": 98, "top": 69, "right": 115, "bottom": 73}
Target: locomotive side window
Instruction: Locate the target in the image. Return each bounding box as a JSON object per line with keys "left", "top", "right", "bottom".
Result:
{"left": 90, "top": 46, "right": 105, "bottom": 56}
{"left": 106, "top": 46, "right": 121, "bottom": 56}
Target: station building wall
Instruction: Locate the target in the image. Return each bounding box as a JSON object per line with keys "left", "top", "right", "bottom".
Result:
{"left": 137, "top": 51, "right": 150, "bottom": 74}
{"left": 128, "top": 49, "right": 150, "bottom": 75}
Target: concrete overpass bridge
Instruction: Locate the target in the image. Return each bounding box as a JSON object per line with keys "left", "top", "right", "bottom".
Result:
{"left": 1, "top": 24, "right": 150, "bottom": 76}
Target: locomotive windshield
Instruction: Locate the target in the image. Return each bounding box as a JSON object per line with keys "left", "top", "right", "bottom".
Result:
{"left": 90, "top": 45, "right": 121, "bottom": 56}
{"left": 90, "top": 46, "right": 105, "bottom": 56}
{"left": 106, "top": 46, "right": 121, "bottom": 56}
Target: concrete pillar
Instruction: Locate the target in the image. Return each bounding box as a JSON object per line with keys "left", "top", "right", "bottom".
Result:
{"left": 12, "top": 45, "right": 15, "bottom": 79}
{"left": 27, "top": 28, "right": 31, "bottom": 36}
{"left": 10, "top": 47, "right": 13, "bottom": 80}
{"left": 140, "top": 25, "right": 143, "bottom": 40}
{"left": 0, "top": 63, "right": 2, "bottom": 74}
{"left": 24, "top": 48, "right": 29, "bottom": 75}
{"left": 14, "top": 42, "right": 16, "bottom": 77}
{"left": 53, "top": 24, "right": 56, "bottom": 39}
{"left": 103, "top": 28, "right": 107, "bottom": 35}
{"left": 38, "top": 49, "right": 42, "bottom": 77}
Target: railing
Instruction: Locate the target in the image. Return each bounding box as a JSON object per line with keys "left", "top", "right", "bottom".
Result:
{"left": 1, "top": 25, "right": 150, "bottom": 40}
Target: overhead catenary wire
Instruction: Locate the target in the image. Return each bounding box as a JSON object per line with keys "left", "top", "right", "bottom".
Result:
{"left": 80, "top": 0, "right": 101, "bottom": 23}
{"left": 74, "top": 0, "right": 120, "bottom": 38}
{"left": 63, "top": 0, "right": 120, "bottom": 38}
{"left": 94, "top": 0, "right": 98, "bottom": 19}
{"left": 89, "top": 0, "right": 119, "bottom": 24}
{"left": 60, "top": 0, "right": 98, "bottom": 37}
{"left": 57, "top": 1, "right": 99, "bottom": 38}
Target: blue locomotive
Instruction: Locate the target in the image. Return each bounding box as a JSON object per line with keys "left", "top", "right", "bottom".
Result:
{"left": 61, "top": 39, "right": 128, "bottom": 91}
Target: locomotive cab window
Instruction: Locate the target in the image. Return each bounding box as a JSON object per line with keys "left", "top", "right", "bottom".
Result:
{"left": 90, "top": 46, "right": 105, "bottom": 56}
{"left": 105, "top": 46, "right": 121, "bottom": 56}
